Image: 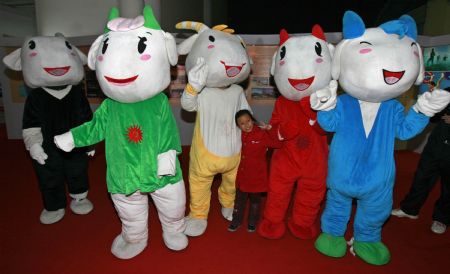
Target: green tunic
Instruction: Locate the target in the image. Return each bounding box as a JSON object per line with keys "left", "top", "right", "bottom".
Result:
{"left": 71, "top": 93, "right": 182, "bottom": 195}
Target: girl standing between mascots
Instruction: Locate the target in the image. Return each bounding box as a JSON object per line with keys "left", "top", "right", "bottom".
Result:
{"left": 228, "top": 110, "right": 281, "bottom": 232}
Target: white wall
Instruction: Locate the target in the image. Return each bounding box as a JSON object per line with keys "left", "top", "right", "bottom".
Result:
{"left": 0, "top": 8, "right": 36, "bottom": 37}
{"left": 35, "top": 0, "right": 118, "bottom": 37}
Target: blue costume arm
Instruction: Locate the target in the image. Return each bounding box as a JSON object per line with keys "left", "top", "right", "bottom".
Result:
{"left": 395, "top": 103, "right": 429, "bottom": 140}
{"left": 317, "top": 97, "right": 342, "bottom": 133}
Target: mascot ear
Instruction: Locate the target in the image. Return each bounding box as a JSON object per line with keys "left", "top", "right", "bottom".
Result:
{"left": 74, "top": 46, "right": 87, "bottom": 65}
{"left": 415, "top": 43, "right": 425, "bottom": 85}
{"left": 343, "top": 10, "right": 365, "bottom": 39}
{"left": 327, "top": 43, "right": 335, "bottom": 59}
{"left": 270, "top": 51, "right": 277, "bottom": 76}
{"left": 163, "top": 32, "right": 178, "bottom": 66}
{"left": 177, "top": 33, "right": 198, "bottom": 55}
{"left": 3, "top": 48, "right": 22, "bottom": 71}
{"left": 331, "top": 40, "right": 348, "bottom": 80}
{"left": 87, "top": 35, "right": 104, "bottom": 71}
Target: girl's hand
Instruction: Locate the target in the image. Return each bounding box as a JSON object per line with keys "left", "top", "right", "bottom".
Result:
{"left": 259, "top": 122, "right": 272, "bottom": 130}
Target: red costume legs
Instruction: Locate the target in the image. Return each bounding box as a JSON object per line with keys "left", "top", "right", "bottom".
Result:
{"left": 288, "top": 176, "right": 326, "bottom": 239}
{"left": 258, "top": 154, "right": 326, "bottom": 239}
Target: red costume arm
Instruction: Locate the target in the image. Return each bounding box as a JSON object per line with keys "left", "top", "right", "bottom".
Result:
{"left": 299, "top": 96, "right": 326, "bottom": 135}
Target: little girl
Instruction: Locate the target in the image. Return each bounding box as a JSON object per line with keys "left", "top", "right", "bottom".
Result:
{"left": 229, "top": 110, "right": 281, "bottom": 232}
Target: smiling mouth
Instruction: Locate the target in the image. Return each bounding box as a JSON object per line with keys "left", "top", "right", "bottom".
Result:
{"left": 220, "top": 61, "right": 246, "bottom": 77}
{"left": 44, "top": 66, "right": 71, "bottom": 76}
{"left": 383, "top": 69, "right": 405, "bottom": 85}
{"left": 288, "top": 76, "right": 315, "bottom": 91}
{"left": 104, "top": 75, "right": 139, "bottom": 86}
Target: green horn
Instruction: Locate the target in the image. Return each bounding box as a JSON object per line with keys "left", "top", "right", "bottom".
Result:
{"left": 104, "top": 7, "right": 120, "bottom": 33}
{"left": 143, "top": 5, "right": 161, "bottom": 30}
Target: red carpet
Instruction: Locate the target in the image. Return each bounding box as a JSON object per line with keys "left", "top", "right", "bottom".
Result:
{"left": 0, "top": 124, "right": 449, "bottom": 274}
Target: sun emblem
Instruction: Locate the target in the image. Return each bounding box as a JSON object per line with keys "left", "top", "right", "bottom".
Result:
{"left": 126, "top": 125, "right": 143, "bottom": 144}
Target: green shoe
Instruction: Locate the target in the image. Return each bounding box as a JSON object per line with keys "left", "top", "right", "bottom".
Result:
{"left": 314, "top": 232, "right": 347, "bottom": 258}
{"left": 353, "top": 241, "right": 391, "bottom": 265}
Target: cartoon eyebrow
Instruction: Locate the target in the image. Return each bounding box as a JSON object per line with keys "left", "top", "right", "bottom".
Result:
{"left": 411, "top": 42, "right": 417, "bottom": 47}
{"left": 360, "top": 41, "right": 372, "bottom": 45}
{"left": 146, "top": 32, "right": 152, "bottom": 35}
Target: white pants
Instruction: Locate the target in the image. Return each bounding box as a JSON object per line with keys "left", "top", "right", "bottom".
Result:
{"left": 111, "top": 180, "right": 186, "bottom": 243}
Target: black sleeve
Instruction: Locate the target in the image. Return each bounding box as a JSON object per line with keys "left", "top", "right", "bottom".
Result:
{"left": 22, "top": 91, "right": 41, "bottom": 129}
{"left": 74, "top": 84, "right": 93, "bottom": 125}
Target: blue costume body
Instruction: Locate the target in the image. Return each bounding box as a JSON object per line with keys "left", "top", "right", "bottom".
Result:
{"left": 318, "top": 94, "right": 429, "bottom": 242}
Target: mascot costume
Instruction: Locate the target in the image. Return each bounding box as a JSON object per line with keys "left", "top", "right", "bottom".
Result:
{"left": 54, "top": 6, "right": 187, "bottom": 259}
{"left": 311, "top": 11, "right": 450, "bottom": 265}
{"left": 258, "top": 26, "right": 333, "bottom": 239}
{"left": 176, "top": 21, "right": 251, "bottom": 236}
{"left": 3, "top": 34, "right": 94, "bottom": 225}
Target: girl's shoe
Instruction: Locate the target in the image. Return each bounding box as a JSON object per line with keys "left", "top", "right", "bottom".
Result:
{"left": 247, "top": 224, "right": 256, "bottom": 232}
{"left": 228, "top": 223, "right": 240, "bottom": 232}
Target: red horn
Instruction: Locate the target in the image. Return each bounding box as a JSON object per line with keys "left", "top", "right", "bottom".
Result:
{"left": 312, "top": 24, "right": 326, "bottom": 41}
{"left": 279, "top": 29, "right": 289, "bottom": 46}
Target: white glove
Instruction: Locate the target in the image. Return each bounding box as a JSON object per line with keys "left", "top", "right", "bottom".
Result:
{"left": 188, "top": 57, "right": 208, "bottom": 92}
{"left": 310, "top": 80, "right": 338, "bottom": 111}
{"left": 86, "top": 150, "right": 95, "bottom": 157}
{"left": 29, "top": 143, "right": 48, "bottom": 165}
{"left": 54, "top": 131, "right": 75, "bottom": 152}
{"left": 413, "top": 88, "right": 450, "bottom": 117}
{"left": 157, "top": 150, "right": 177, "bottom": 177}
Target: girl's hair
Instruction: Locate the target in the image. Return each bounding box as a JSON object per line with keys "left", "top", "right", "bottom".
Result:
{"left": 235, "top": 109, "right": 257, "bottom": 126}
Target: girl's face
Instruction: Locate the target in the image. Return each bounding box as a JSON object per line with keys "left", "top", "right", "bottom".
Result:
{"left": 237, "top": 114, "right": 254, "bottom": 133}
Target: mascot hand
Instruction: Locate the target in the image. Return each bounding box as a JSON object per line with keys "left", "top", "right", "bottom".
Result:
{"left": 414, "top": 88, "right": 450, "bottom": 117}
{"left": 29, "top": 143, "right": 48, "bottom": 165}
{"left": 188, "top": 57, "right": 208, "bottom": 92}
{"left": 54, "top": 131, "right": 75, "bottom": 152}
{"left": 310, "top": 80, "right": 338, "bottom": 111}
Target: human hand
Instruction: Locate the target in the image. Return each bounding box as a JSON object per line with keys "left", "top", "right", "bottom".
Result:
{"left": 258, "top": 122, "right": 272, "bottom": 130}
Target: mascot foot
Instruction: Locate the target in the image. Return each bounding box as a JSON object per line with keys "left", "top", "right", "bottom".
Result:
{"left": 70, "top": 198, "right": 93, "bottom": 215}
{"left": 353, "top": 241, "right": 390, "bottom": 265}
{"left": 111, "top": 234, "right": 147, "bottom": 259}
{"left": 163, "top": 232, "right": 188, "bottom": 251}
{"left": 287, "top": 219, "right": 320, "bottom": 239}
{"left": 184, "top": 217, "right": 207, "bottom": 237}
{"left": 40, "top": 208, "right": 65, "bottom": 224}
{"left": 314, "top": 233, "right": 347, "bottom": 258}
{"left": 221, "top": 207, "right": 233, "bottom": 221}
{"left": 257, "top": 218, "right": 286, "bottom": 239}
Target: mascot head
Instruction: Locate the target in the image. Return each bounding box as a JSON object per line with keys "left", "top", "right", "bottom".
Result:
{"left": 3, "top": 33, "right": 87, "bottom": 89}
{"left": 271, "top": 25, "right": 334, "bottom": 101}
{"left": 176, "top": 21, "right": 251, "bottom": 88}
{"left": 332, "top": 10, "right": 424, "bottom": 102}
{"left": 87, "top": 5, "right": 178, "bottom": 103}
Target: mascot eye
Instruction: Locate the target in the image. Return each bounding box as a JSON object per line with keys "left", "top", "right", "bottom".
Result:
{"left": 315, "top": 42, "right": 322, "bottom": 57}
{"left": 280, "top": 46, "right": 286, "bottom": 60}
{"left": 102, "top": 38, "right": 109, "bottom": 54}
{"left": 411, "top": 42, "right": 417, "bottom": 47}
{"left": 138, "top": 36, "right": 147, "bottom": 54}
{"left": 65, "top": 41, "right": 72, "bottom": 50}
{"left": 209, "top": 35, "right": 215, "bottom": 42}
{"left": 28, "top": 40, "right": 36, "bottom": 50}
